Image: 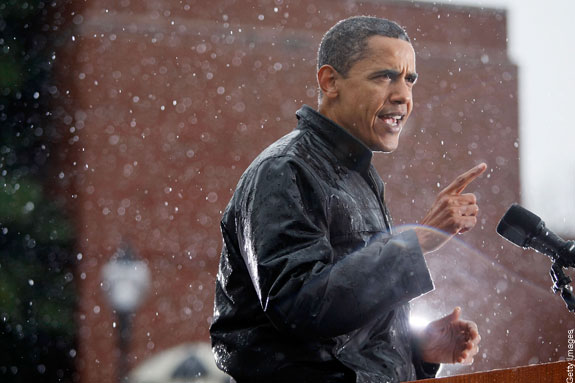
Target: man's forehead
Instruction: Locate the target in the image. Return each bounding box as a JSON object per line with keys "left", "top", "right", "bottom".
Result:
{"left": 366, "top": 35, "right": 415, "bottom": 57}
{"left": 362, "top": 35, "right": 416, "bottom": 69}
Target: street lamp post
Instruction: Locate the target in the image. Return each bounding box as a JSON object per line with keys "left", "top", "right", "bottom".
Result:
{"left": 101, "top": 244, "right": 151, "bottom": 383}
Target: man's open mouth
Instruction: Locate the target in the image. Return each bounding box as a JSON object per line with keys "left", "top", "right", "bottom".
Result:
{"left": 378, "top": 113, "right": 404, "bottom": 127}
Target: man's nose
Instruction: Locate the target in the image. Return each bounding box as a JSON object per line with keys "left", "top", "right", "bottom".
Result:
{"left": 389, "top": 80, "right": 412, "bottom": 104}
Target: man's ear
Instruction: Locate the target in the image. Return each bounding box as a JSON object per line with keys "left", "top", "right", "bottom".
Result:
{"left": 317, "top": 65, "right": 339, "bottom": 99}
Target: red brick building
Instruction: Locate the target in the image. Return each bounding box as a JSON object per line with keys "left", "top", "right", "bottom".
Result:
{"left": 53, "top": 0, "right": 572, "bottom": 381}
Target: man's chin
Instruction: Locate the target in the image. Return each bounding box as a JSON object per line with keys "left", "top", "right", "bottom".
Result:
{"left": 371, "top": 140, "right": 399, "bottom": 153}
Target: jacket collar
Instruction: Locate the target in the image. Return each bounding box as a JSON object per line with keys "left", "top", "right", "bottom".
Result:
{"left": 296, "top": 105, "right": 373, "bottom": 174}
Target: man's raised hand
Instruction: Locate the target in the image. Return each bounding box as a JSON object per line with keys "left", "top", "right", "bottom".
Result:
{"left": 415, "top": 163, "right": 487, "bottom": 254}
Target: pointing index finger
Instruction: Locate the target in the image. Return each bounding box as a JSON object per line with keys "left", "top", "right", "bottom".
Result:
{"left": 443, "top": 163, "right": 487, "bottom": 195}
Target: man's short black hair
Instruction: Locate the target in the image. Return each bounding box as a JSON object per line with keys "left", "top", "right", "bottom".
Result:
{"left": 317, "top": 16, "right": 411, "bottom": 77}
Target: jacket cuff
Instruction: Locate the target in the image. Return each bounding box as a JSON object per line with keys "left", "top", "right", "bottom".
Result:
{"left": 414, "top": 359, "right": 441, "bottom": 380}
{"left": 396, "top": 230, "right": 434, "bottom": 298}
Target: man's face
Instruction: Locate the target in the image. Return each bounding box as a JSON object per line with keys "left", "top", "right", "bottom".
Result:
{"left": 331, "top": 36, "right": 417, "bottom": 152}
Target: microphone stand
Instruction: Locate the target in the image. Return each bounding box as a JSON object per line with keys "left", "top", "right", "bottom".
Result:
{"left": 549, "top": 240, "right": 575, "bottom": 313}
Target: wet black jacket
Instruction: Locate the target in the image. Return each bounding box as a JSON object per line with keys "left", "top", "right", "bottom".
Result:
{"left": 210, "top": 105, "right": 439, "bottom": 382}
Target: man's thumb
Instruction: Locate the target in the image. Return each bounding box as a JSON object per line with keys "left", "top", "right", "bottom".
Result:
{"left": 446, "top": 306, "right": 461, "bottom": 322}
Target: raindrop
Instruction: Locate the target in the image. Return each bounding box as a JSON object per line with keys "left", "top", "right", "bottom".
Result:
{"left": 109, "top": 135, "right": 120, "bottom": 145}
{"left": 196, "top": 43, "right": 207, "bottom": 53}
{"left": 72, "top": 14, "right": 84, "bottom": 25}
{"left": 206, "top": 192, "right": 218, "bottom": 203}
{"left": 23, "top": 201, "right": 35, "bottom": 213}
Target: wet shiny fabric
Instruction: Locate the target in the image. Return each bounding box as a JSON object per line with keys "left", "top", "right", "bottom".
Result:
{"left": 210, "top": 105, "right": 439, "bottom": 382}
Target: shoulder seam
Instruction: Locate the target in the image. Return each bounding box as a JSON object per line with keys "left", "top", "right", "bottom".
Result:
{"left": 252, "top": 131, "right": 330, "bottom": 222}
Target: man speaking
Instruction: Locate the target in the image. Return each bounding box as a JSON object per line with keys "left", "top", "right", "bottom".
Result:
{"left": 210, "top": 16, "right": 482, "bottom": 382}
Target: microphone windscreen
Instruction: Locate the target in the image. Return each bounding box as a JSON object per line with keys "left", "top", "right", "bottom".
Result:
{"left": 496, "top": 204, "right": 542, "bottom": 247}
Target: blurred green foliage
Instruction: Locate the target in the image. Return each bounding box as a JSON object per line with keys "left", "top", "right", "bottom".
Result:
{"left": 0, "top": 0, "right": 77, "bottom": 382}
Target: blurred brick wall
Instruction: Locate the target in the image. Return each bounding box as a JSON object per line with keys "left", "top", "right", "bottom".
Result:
{"left": 52, "top": 0, "right": 573, "bottom": 381}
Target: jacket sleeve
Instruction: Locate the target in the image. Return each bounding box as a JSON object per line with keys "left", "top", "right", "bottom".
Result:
{"left": 237, "top": 156, "right": 434, "bottom": 339}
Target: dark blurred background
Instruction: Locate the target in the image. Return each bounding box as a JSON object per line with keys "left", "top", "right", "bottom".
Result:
{"left": 0, "top": 1, "right": 76, "bottom": 382}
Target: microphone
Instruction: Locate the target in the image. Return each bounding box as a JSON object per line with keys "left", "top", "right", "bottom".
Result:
{"left": 497, "top": 203, "right": 575, "bottom": 313}
{"left": 496, "top": 204, "right": 575, "bottom": 268}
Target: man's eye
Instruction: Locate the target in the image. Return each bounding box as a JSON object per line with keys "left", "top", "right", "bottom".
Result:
{"left": 406, "top": 75, "right": 418, "bottom": 84}
{"left": 375, "top": 74, "right": 393, "bottom": 81}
